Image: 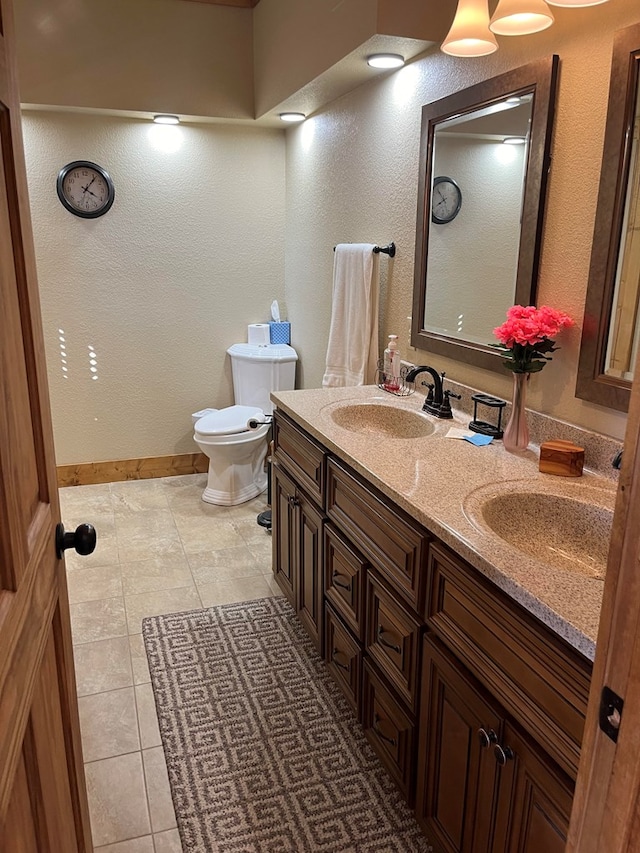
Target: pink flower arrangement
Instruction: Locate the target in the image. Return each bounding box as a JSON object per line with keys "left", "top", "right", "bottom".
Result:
{"left": 493, "top": 305, "right": 574, "bottom": 373}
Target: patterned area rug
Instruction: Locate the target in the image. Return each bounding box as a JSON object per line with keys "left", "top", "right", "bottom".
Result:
{"left": 143, "top": 596, "right": 432, "bottom": 853}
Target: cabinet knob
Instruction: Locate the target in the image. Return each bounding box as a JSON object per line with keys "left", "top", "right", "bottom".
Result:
{"left": 331, "top": 648, "right": 350, "bottom": 672}
{"left": 494, "top": 744, "right": 515, "bottom": 766}
{"left": 288, "top": 495, "right": 300, "bottom": 508}
{"left": 377, "top": 625, "right": 402, "bottom": 654}
{"left": 373, "top": 713, "right": 397, "bottom": 747}
{"left": 332, "top": 571, "right": 352, "bottom": 591}
{"left": 477, "top": 727, "right": 498, "bottom": 749}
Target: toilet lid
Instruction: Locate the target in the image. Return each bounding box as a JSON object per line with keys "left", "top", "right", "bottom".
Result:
{"left": 195, "top": 405, "right": 265, "bottom": 437}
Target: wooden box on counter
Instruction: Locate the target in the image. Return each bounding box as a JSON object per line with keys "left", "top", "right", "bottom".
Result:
{"left": 539, "top": 440, "right": 584, "bottom": 477}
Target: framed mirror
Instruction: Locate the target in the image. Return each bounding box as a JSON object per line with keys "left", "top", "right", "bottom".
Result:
{"left": 412, "top": 57, "right": 559, "bottom": 372}
{"left": 576, "top": 23, "right": 640, "bottom": 413}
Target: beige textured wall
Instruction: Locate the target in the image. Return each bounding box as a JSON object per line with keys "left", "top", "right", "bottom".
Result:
{"left": 284, "top": 1, "right": 640, "bottom": 440}
{"left": 23, "top": 112, "right": 285, "bottom": 464}
{"left": 15, "top": 0, "right": 254, "bottom": 119}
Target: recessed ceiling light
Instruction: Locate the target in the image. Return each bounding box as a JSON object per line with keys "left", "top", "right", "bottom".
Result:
{"left": 367, "top": 54, "right": 405, "bottom": 69}
{"left": 153, "top": 114, "right": 180, "bottom": 125}
{"left": 279, "top": 112, "right": 306, "bottom": 123}
{"left": 503, "top": 136, "right": 527, "bottom": 144}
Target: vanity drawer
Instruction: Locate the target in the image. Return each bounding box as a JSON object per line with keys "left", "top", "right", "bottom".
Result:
{"left": 366, "top": 570, "right": 423, "bottom": 713}
{"left": 326, "top": 458, "right": 428, "bottom": 612}
{"left": 325, "top": 603, "right": 362, "bottom": 719}
{"left": 324, "top": 523, "right": 367, "bottom": 641}
{"left": 426, "top": 541, "right": 592, "bottom": 779}
{"left": 273, "top": 411, "right": 325, "bottom": 507}
{"left": 362, "top": 660, "right": 416, "bottom": 803}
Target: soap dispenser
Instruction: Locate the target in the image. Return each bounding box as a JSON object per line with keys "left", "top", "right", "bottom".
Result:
{"left": 383, "top": 335, "right": 401, "bottom": 391}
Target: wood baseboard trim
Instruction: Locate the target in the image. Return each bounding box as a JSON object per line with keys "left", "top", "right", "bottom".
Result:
{"left": 57, "top": 452, "right": 208, "bottom": 487}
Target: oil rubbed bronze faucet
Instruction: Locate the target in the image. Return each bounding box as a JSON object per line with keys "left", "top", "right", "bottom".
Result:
{"left": 405, "top": 364, "right": 458, "bottom": 419}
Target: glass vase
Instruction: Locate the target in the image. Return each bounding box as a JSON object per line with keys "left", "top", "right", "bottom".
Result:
{"left": 503, "top": 372, "right": 530, "bottom": 452}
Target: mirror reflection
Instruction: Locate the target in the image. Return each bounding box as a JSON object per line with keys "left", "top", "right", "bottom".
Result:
{"left": 604, "top": 82, "right": 640, "bottom": 383}
{"left": 425, "top": 97, "right": 532, "bottom": 346}
{"left": 577, "top": 22, "right": 640, "bottom": 412}
{"left": 412, "top": 57, "right": 559, "bottom": 373}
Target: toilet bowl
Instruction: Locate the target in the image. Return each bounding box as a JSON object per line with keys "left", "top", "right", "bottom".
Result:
{"left": 194, "top": 405, "right": 270, "bottom": 506}
{"left": 193, "top": 342, "right": 298, "bottom": 506}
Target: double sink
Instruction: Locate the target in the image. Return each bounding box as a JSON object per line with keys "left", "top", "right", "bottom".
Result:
{"left": 324, "top": 397, "right": 615, "bottom": 583}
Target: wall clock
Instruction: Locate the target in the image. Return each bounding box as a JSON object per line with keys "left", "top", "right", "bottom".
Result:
{"left": 431, "top": 175, "right": 462, "bottom": 224}
{"left": 56, "top": 161, "right": 115, "bottom": 218}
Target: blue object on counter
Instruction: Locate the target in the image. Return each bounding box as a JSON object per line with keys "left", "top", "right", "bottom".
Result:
{"left": 464, "top": 433, "right": 494, "bottom": 446}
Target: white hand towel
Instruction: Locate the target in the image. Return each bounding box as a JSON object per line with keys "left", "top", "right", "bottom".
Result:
{"left": 322, "top": 244, "right": 380, "bottom": 387}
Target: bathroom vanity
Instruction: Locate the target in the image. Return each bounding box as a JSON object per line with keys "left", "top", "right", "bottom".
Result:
{"left": 270, "top": 386, "right": 614, "bottom": 853}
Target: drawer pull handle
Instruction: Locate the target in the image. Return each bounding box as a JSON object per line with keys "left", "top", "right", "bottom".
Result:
{"left": 494, "top": 744, "right": 515, "bottom": 766}
{"left": 478, "top": 728, "right": 498, "bottom": 749}
{"left": 332, "top": 571, "right": 352, "bottom": 591}
{"left": 377, "top": 625, "right": 401, "bottom": 654}
{"left": 373, "top": 714, "right": 397, "bottom": 747}
{"left": 331, "top": 649, "right": 350, "bottom": 672}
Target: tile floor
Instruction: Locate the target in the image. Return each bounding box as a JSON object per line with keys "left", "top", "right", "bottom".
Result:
{"left": 61, "top": 474, "right": 280, "bottom": 852}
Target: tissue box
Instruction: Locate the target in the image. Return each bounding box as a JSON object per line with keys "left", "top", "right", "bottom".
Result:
{"left": 269, "top": 322, "right": 291, "bottom": 345}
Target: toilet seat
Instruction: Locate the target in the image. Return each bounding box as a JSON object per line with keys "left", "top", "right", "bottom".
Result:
{"left": 195, "top": 405, "right": 264, "bottom": 437}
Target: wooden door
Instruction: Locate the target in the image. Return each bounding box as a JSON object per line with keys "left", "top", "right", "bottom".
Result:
{"left": 567, "top": 268, "right": 640, "bottom": 846}
{"left": 416, "top": 638, "right": 501, "bottom": 853}
{"left": 0, "top": 0, "right": 92, "bottom": 849}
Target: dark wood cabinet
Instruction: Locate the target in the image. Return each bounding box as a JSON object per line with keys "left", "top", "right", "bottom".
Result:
{"left": 492, "top": 721, "right": 573, "bottom": 853}
{"left": 272, "top": 408, "right": 589, "bottom": 853}
{"left": 325, "top": 602, "right": 362, "bottom": 718}
{"left": 417, "top": 638, "right": 574, "bottom": 853}
{"left": 272, "top": 461, "right": 297, "bottom": 607}
{"left": 362, "top": 660, "right": 416, "bottom": 803}
{"left": 272, "top": 460, "right": 325, "bottom": 654}
{"left": 296, "top": 490, "right": 325, "bottom": 652}
{"left": 416, "top": 638, "right": 501, "bottom": 853}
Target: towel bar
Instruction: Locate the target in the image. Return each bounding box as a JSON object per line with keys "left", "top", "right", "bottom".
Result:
{"left": 333, "top": 242, "right": 396, "bottom": 258}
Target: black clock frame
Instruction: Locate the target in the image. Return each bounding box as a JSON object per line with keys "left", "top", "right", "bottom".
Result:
{"left": 56, "top": 160, "right": 115, "bottom": 219}
{"left": 431, "top": 175, "right": 462, "bottom": 224}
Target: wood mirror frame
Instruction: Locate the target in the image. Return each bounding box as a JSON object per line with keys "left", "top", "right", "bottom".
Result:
{"left": 576, "top": 22, "right": 640, "bottom": 413}
{"left": 411, "top": 56, "right": 559, "bottom": 372}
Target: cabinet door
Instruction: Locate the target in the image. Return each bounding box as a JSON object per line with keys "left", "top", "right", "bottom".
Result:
{"left": 491, "top": 721, "right": 573, "bottom": 853}
{"left": 416, "top": 638, "right": 502, "bottom": 853}
{"left": 296, "top": 491, "right": 325, "bottom": 654}
{"left": 272, "top": 462, "right": 297, "bottom": 606}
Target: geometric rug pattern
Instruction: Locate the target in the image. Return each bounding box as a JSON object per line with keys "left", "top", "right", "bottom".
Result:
{"left": 143, "top": 596, "right": 432, "bottom": 852}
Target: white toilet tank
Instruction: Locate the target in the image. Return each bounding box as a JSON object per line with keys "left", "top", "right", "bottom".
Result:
{"left": 227, "top": 343, "right": 298, "bottom": 414}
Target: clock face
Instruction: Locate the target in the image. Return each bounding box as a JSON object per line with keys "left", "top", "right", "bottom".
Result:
{"left": 56, "top": 161, "right": 115, "bottom": 218}
{"left": 431, "top": 176, "right": 462, "bottom": 224}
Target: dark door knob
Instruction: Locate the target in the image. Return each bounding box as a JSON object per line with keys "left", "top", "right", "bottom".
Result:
{"left": 55, "top": 522, "right": 97, "bottom": 559}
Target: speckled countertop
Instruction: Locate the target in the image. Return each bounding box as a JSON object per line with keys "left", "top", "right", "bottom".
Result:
{"left": 272, "top": 385, "right": 618, "bottom": 661}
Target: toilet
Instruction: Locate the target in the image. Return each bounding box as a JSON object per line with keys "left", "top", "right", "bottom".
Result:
{"left": 193, "top": 343, "right": 298, "bottom": 505}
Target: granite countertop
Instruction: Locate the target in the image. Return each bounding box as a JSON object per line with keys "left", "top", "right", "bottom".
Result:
{"left": 272, "top": 385, "right": 617, "bottom": 661}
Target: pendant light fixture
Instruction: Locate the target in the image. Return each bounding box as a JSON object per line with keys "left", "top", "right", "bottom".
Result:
{"left": 489, "top": 0, "right": 554, "bottom": 35}
{"left": 441, "top": 0, "right": 498, "bottom": 57}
